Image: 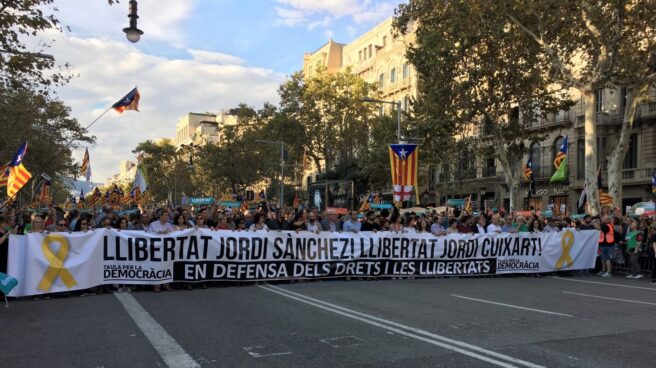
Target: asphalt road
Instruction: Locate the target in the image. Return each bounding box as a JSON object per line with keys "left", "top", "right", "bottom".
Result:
{"left": 2, "top": 275, "right": 656, "bottom": 368}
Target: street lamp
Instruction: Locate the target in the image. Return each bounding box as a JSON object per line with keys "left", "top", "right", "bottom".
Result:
{"left": 255, "top": 140, "right": 285, "bottom": 208}
{"left": 361, "top": 97, "right": 402, "bottom": 142}
{"left": 123, "top": 0, "right": 144, "bottom": 43}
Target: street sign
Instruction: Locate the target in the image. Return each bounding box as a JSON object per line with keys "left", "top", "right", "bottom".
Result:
{"left": 189, "top": 197, "right": 215, "bottom": 205}
{"left": 218, "top": 201, "right": 241, "bottom": 208}
{"left": 447, "top": 199, "right": 465, "bottom": 206}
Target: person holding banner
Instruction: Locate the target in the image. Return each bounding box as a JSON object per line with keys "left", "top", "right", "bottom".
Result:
{"left": 321, "top": 208, "right": 341, "bottom": 232}
{"left": 249, "top": 213, "right": 269, "bottom": 231}
{"left": 343, "top": 211, "right": 361, "bottom": 233}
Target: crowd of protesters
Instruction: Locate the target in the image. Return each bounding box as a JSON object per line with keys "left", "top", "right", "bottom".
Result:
{"left": 1, "top": 201, "right": 655, "bottom": 297}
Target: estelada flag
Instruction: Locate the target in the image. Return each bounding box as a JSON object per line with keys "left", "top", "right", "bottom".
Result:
{"left": 112, "top": 87, "right": 140, "bottom": 113}
{"left": 7, "top": 142, "right": 32, "bottom": 197}
{"left": 388, "top": 143, "right": 419, "bottom": 203}
{"left": 80, "top": 148, "right": 91, "bottom": 182}
{"left": 550, "top": 136, "right": 568, "bottom": 183}
{"left": 0, "top": 162, "right": 9, "bottom": 187}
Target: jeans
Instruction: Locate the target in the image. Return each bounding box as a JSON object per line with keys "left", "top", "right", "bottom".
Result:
{"left": 629, "top": 251, "right": 641, "bottom": 275}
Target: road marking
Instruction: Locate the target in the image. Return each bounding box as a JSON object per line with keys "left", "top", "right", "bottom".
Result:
{"left": 551, "top": 276, "right": 656, "bottom": 291}
{"left": 451, "top": 294, "right": 573, "bottom": 318}
{"left": 114, "top": 292, "right": 200, "bottom": 368}
{"left": 319, "top": 335, "right": 365, "bottom": 348}
{"left": 562, "top": 291, "right": 656, "bottom": 306}
{"left": 260, "top": 285, "right": 544, "bottom": 368}
{"left": 243, "top": 345, "right": 293, "bottom": 358}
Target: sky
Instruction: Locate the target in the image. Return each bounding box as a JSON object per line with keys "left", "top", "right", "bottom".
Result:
{"left": 32, "top": 0, "right": 404, "bottom": 183}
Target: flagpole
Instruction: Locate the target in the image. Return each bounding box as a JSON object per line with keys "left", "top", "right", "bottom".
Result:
{"left": 0, "top": 106, "right": 114, "bottom": 211}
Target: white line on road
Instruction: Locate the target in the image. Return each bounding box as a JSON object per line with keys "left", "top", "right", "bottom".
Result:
{"left": 260, "top": 285, "right": 544, "bottom": 368}
{"left": 451, "top": 294, "right": 574, "bottom": 318}
{"left": 114, "top": 292, "right": 200, "bottom": 368}
{"left": 551, "top": 276, "right": 656, "bottom": 291}
{"left": 562, "top": 291, "right": 656, "bottom": 306}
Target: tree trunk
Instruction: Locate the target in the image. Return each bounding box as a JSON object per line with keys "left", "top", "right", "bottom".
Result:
{"left": 582, "top": 88, "right": 600, "bottom": 216}
{"left": 606, "top": 86, "right": 646, "bottom": 207}
{"left": 488, "top": 115, "right": 523, "bottom": 212}
{"left": 508, "top": 174, "right": 522, "bottom": 213}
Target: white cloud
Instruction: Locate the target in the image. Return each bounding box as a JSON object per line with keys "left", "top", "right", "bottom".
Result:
{"left": 45, "top": 32, "right": 284, "bottom": 182}
{"left": 275, "top": 0, "right": 401, "bottom": 30}
{"left": 352, "top": 2, "right": 397, "bottom": 24}
{"left": 187, "top": 49, "right": 246, "bottom": 65}
{"left": 49, "top": 0, "right": 195, "bottom": 44}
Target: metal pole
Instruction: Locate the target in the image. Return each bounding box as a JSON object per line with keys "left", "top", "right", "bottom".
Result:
{"left": 280, "top": 141, "right": 284, "bottom": 209}
{"left": 396, "top": 101, "right": 401, "bottom": 142}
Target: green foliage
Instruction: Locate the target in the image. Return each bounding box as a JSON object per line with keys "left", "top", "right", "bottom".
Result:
{"left": 394, "top": 0, "right": 571, "bottom": 179}
{"left": 0, "top": 86, "right": 94, "bottom": 201}
{"left": 0, "top": 0, "right": 71, "bottom": 94}
{"left": 279, "top": 68, "right": 378, "bottom": 172}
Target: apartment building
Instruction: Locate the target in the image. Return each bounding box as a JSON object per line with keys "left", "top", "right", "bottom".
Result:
{"left": 302, "top": 17, "right": 418, "bottom": 188}
{"left": 434, "top": 87, "right": 656, "bottom": 214}
{"left": 174, "top": 112, "right": 238, "bottom": 148}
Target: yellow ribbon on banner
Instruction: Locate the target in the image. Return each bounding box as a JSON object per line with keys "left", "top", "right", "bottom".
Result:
{"left": 37, "top": 234, "right": 78, "bottom": 291}
{"left": 555, "top": 230, "right": 575, "bottom": 269}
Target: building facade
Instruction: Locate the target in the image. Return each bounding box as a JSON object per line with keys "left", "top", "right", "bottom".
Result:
{"left": 301, "top": 17, "right": 419, "bottom": 189}
{"left": 435, "top": 87, "right": 656, "bottom": 215}
{"left": 174, "top": 112, "right": 238, "bottom": 148}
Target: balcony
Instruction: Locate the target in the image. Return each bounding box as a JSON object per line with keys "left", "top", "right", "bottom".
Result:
{"left": 483, "top": 166, "right": 497, "bottom": 177}
{"left": 636, "top": 101, "right": 656, "bottom": 120}
{"left": 621, "top": 168, "right": 655, "bottom": 184}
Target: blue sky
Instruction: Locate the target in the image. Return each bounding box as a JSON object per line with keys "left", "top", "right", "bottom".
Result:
{"left": 35, "top": 0, "right": 403, "bottom": 182}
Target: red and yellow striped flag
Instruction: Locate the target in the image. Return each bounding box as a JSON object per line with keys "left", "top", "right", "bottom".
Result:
{"left": 0, "top": 163, "right": 9, "bottom": 187}
{"left": 7, "top": 142, "right": 31, "bottom": 197}
{"left": 388, "top": 144, "right": 419, "bottom": 203}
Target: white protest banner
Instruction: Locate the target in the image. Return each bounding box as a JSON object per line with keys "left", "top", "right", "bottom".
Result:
{"left": 8, "top": 229, "right": 598, "bottom": 297}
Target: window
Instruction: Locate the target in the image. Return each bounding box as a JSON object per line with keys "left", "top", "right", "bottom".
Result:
{"left": 530, "top": 142, "right": 541, "bottom": 178}
{"left": 403, "top": 96, "right": 409, "bottom": 111}
{"left": 620, "top": 87, "right": 628, "bottom": 115}
{"left": 623, "top": 133, "right": 638, "bottom": 169}
{"left": 363, "top": 48, "right": 367, "bottom": 60}
{"left": 379, "top": 73, "right": 384, "bottom": 87}
{"left": 576, "top": 139, "right": 585, "bottom": 179}
{"left": 382, "top": 36, "right": 387, "bottom": 47}
{"left": 358, "top": 51, "right": 362, "bottom": 62}
{"left": 596, "top": 89, "right": 603, "bottom": 112}
{"left": 368, "top": 45, "right": 372, "bottom": 58}
{"left": 390, "top": 68, "right": 396, "bottom": 83}
{"left": 402, "top": 63, "right": 409, "bottom": 79}
{"left": 553, "top": 136, "right": 564, "bottom": 165}
{"left": 485, "top": 158, "right": 496, "bottom": 177}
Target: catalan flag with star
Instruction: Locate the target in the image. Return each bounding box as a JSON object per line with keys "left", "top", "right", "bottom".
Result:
{"left": 80, "top": 147, "right": 91, "bottom": 182}
{"left": 550, "top": 136, "right": 568, "bottom": 183}
{"left": 388, "top": 143, "right": 419, "bottom": 203}
{"left": 6, "top": 142, "right": 32, "bottom": 197}
{"left": 112, "top": 87, "right": 140, "bottom": 113}
{"left": 523, "top": 156, "right": 536, "bottom": 198}
{"left": 0, "top": 162, "right": 9, "bottom": 188}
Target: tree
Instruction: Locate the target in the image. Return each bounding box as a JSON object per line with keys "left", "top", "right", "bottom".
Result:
{"left": 0, "top": 0, "right": 71, "bottom": 93}
{"left": 279, "top": 68, "right": 377, "bottom": 174}
{"left": 502, "top": 0, "right": 656, "bottom": 215}
{"left": 0, "top": 87, "right": 94, "bottom": 202}
{"left": 395, "top": 0, "right": 570, "bottom": 211}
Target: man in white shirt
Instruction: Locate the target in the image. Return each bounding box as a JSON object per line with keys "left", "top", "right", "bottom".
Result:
{"left": 542, "top": 218, "right": 559, "bottom": 232}
{"left": 431, "top": 215, "right": 446, "bottom": 236}
{"left": 149, "top": 209, "right": 175, "bottom": 234}
{"left": 486, "top": 215, "right": 503, "bottom": 234}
